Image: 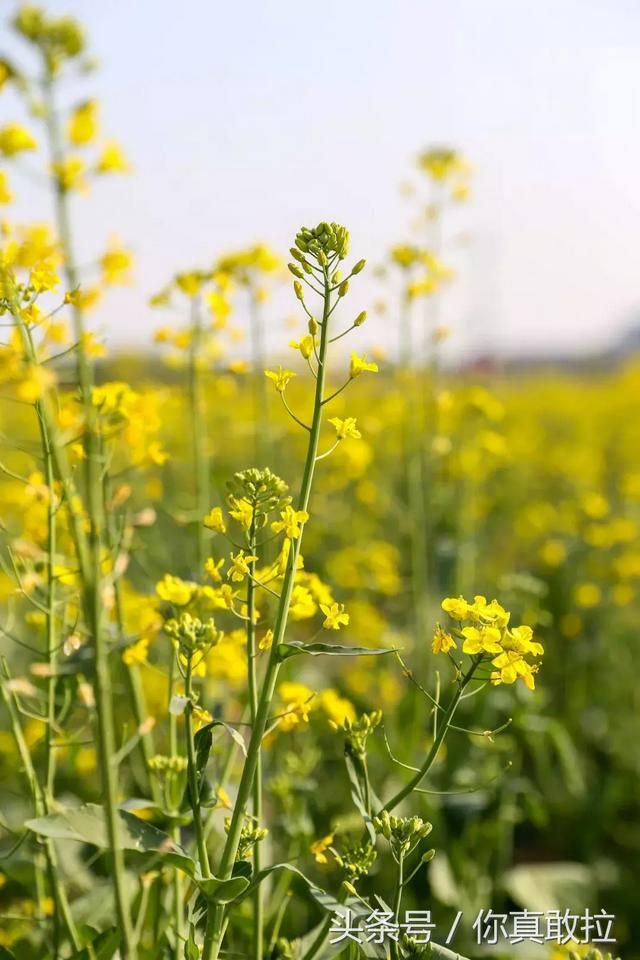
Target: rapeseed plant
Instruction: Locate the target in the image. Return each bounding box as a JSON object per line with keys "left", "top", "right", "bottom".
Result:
{"left": 0, "top": 6, "right": 637, "bottom": 960}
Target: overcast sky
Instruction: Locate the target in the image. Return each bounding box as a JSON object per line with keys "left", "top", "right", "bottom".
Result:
{"left": 4, "top": 0, "right": 640, "bottom": 360}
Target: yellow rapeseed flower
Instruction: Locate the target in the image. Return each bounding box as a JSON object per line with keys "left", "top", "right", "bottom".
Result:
{"left": 203, "top": 506, "right": 227, "bottom": 533}
{"left": 271, "top": 505, "right": 309, "bottom": 539}
{"left": 67, "top": 100, "right": 99, "bottom": 146}
{"left": 310, "top": 834, "right": 334, "bottom": 864}
{"left": 349, "top": 352, "right": 378, "bottom": 378}
{"left": 95, "top": 140, "right": 130, "bottom": 174}
{"left": 329, "top": 416, "right": 361, "bottom": 440}
{"left": 0, "top": 123, "right": 37, "bottom": 156}
{"left": 156, "top": 574, "right": 196, "bottom": 606}
{"left": 320, "top": 602, "right": 349, "bottom": 630}
{"left": 265, "top": 366, "right": 296, "bottom": 392}
{"left": 122, "top": 636, "right": 149, "bottom": 666}
{"left": 228, "top": 551, "right": 258, "bottom": 583}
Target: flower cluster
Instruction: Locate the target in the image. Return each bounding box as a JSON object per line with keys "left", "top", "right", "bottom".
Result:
{"left": 434, "top": 594, "right": 544, "bottom": 690}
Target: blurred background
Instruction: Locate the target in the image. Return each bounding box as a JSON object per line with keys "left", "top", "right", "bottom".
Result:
{"left": 4, "top": 0, "right": 640, "bottom": 363}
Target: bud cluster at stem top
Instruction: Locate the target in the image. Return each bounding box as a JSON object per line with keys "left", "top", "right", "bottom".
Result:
{"left": 333, "top": 710, "right": 382, "bottom": 757}
{"left": 164, "top": 612, "right": 221, "bottom": 658}
{"left": 226, "top": 467, "right": 290, "bottom": 530}
{"left": 372, "top": 811, "right": 433, "bottom": 859}
{"left": 13, "top": 6, "right": 86, "bottom": 72}
{"left": 293, "top": 221, "right": 350, "bottom": 266}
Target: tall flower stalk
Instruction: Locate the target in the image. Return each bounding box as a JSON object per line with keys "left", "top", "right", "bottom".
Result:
{"left": 200, "top": 221, "right": 368, "bottom": 960}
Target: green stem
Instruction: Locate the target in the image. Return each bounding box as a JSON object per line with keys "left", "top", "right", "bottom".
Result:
{"left": 390, "top": 853, "right": 405, "bottom": 960}
{"left": 184, "top": 658, "right": 210, "bottom": 876}
{"left": 188, "top": 295, "right": 209, "bottom": 573}
{"left": 383, "top": 659, "right": 480, "bottom": 813}
{"left": 168, "top": 657, "right": 185, "bottom": 956}
{"left": 202, "top": 267, "right": 333, "bottom": 960}
{"left": 246, "top": 520, "right": 264, "bottom": 960}
{"left": 1, "top": 662, "right": 80, "bottom": 952}
{"left": 41, "top": 71, "right": 136, "bottom": 959}
{"left": 104, "top": 472, "right": 159, "bottom": 802}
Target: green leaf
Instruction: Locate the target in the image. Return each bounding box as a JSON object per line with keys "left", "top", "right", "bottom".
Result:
{"left": 198, "top": 875, "right": 250, "bottom": 903}
{"left": 277, "top": 641, "right": 395, "bottom": 661}
{"left": 25, "top": 803, "right": 250, "bottom": 903}
{"left": 68, "top": 927, "right": 120, "bottom": 960}
{"left": 186, "top": 720, "right": 246, "bottom": 812}
{"left": 193, "top": 722, "right": 215, "bottom": 803}
{"left": 344, "top": 751, "right": 375, "bottom": 843}
{"left": 119, "top": 798, "right": 192, "bottom": 828}
{"left": 25, "top": 803, "right": 196, "bottom": 876}
{"left": 184, "top": 924, "right": 200, "bottom": 960}
{"left": 233, "top": 861, "right": 324, "bottom": 906}
{"left": 0, "top": 948, "right": 18, "bottom": 960}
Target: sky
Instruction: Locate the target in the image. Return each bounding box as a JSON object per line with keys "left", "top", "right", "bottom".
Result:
{"left": 3, "top": 0, "right": 640, "bottom": 361}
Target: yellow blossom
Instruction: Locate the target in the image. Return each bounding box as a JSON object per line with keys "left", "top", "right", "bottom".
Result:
{"left": 265, "top": 366, "right": 296, "bottom": 392}
{"left": 0, "top": 123, "right": 37, "bottom": 156}
{"left": 204, "top": 557, "right": 225, "bottom": 582}
{"left": 52, "top": 156, "right": 88, "bottom": 192}
{"left": 228, "top": 497, "right": 253, "bottom": 531}
{"left": 100, "top": 242, "right": 133, "bottom": 285}
{"left": 289, "top": 335, "right": 315, "bottom": 359}
{"left": 29, "top": 263, "right": 60, "bottom": 292}
{"left": 318, "top": 689, "right": 356, "bottom": 726}
{"left": 175, "top": 272, "right": 203, "bottom": 296}
{"left": 79, "top": 331, "right": 106, "bottom": 357}
{"left": 277, "top": 681, "right": 314, "bottom": 732}
{"left": 432, "top": 625, "right": 457, "bottom": 654}
{"left": 16, "top": 365, "right": 56, "bottom": 403}
{"left": 122, "top": 636, "right": 149, "bottom": 666}
{"left": 441, "top": 596, "right": 469, "bottom": 620}
{"left": 156, "top": 574, "right": 196, "bottom": 606}
{"left": 228, "top": 551, "right": 258, "bottom": 583}
{"left": 349, "top": 352, "right": 378, "bottom": 378}
{"left": 320, "top": 602, "right": 349, "bottom": 630}
{"left": 204, "top": 506, "right": 227, "bottom": 533}
{"left": 192, "top": 705, "right": 213, "bottom": 732}
{"left": 310, "top": 834, "right": 334, "bottom": 864}
{"left": 461, "top": 625, "right": 502, "bottom": 655}
{"left": 67, "top": 100, "right": 99, "bottom": 146}
{"left": 289, "top": 585, "right": 317, "bottom": 620}
{"left": 0, "top": 170, "right": 12, "bottom": 204}
{"left": 272, "top": 505, "right": 309, "bottom": 539}
{"left": 329, "top": 416, "right": 361, "bottom": 440}
{"left": 96, "top": 140, "right": 130, "bottom": 174}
